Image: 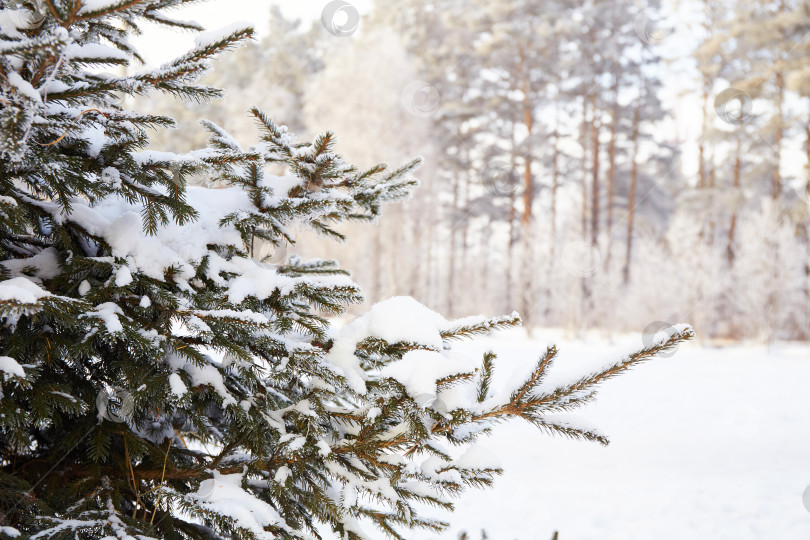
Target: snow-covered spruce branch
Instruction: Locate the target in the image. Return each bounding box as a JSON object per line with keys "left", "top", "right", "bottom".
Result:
{"left": 436, "top": 325, "right": 696, "bottom": 446}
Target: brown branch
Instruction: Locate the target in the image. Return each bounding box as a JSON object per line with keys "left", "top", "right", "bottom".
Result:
{"left": 150, "top": 439, "right": 172, "bottom": 525}
{"left": 75, "top": 0, "right": 149, "bottom": 21}
{"left": 512, "top": 345, "right": 557, "bottom": 404}
{"left": 34, "top": 109, "right": 110, "bottom": 147}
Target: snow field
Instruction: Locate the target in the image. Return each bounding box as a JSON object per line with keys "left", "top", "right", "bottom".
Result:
{"left": 403, "top": 331, "right": 810, "bottom": 539}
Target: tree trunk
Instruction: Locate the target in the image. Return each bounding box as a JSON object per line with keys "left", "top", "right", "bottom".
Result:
{"left": 623, "top": 76, "right": 643, "bottom": 285}
{"left": 805, "top": 100, "right": 810, "bottom": 339}
{"left": 423, "top": 164, "right": 436, "bottom": 302}
{"left": 520, "top": 61, "right": 534, "bottom": 227}
{"left": 446, "top": 131, "right": 462, "bottom": 315}
{"left": 519, "top": 71, "right": 535, "bottom": 326}
{"left": 806, "top": 99, "right": 810, "bottom": 185}
{"left": 698, "top": 0, "right": 712, "bottom": 190}
{"left": 550, "top": 115, "right": 560, "bottom": 256}
{"left": 772, "top": 68, "right": 784, "bottom": 199}
{"left": 606, "top": 69, "right": 620, "bottom": 238}
{"left": 706, "top": 144, "right": 716, "bottom": 244}
{"left": 547, "top": 115, "right": 560, "bottom": 320}
{"left": 373, "top": 227, "right": 383, "bottom": 303}
{"left": 590, "top": 94, "right": 600, "bottom": 248}
{"left": 727, "top": 137, "right": 741, "bottom": 264}
{"left": 481, "top": 215, "right": 493, "bottom": 311}
{"left": 579, "top": 93, "right": 591, "bottom": 329}
{"left": 772, "top": 0, "right": 786, "bottom": 200}
{"left": 409, "top": 197, "right": 423, "bottom": 299}
{"left": 519, "top": 225, "right": 534, "bottom": 328}
{"left": 389, "top": 207, "right": 404, "bottom": 296}
{"left": 459, "top": 144, "right": 471, "bottom": 313}
{"left": 698, "top": 79, "right": 709, "bottom": 189}
{"left": 506, "top": 120, "right": 518, "bottom": 312}
{"left": 581, "top": 95, "right": 589, "bottom": 241}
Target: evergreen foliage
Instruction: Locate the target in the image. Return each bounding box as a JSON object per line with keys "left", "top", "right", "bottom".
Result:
{"left": 0, "top": 2, "right": 693, "bottom": 539}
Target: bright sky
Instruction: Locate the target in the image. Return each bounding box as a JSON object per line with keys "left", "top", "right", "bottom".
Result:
{"left": 132, "top": 0, "right": 373, "bottom": 67}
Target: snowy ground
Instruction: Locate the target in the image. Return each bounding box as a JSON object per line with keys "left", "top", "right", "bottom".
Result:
{"left": 400, "top": 329, "right": 810, "bottom": 540}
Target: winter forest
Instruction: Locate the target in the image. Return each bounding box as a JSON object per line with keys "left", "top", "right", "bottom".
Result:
{"left": 145, "top": 0, "right": 810, "bottom": 342}
{"left": 0, "top": 0, "right": 808, "bottom": 539}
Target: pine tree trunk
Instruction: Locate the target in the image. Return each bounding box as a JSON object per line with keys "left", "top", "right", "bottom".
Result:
{"left": 481, "top": 215, "right": 492, "bottom": 311}
{"left": 698, "top": 0, "right": 712, "bottom": 190}
{"left": 806, "top": 99, "right": 810, "bottom": 185}
{"left": 623, "top": 79, "right": 642, "bottom": 285}
{"left": 447, "top": 140, "right": 461, "bottom": 315}
{"left": 546, "top": 119, "right": 560, "bottom": 320}
{"left": 772, "top": 0, "right": 786, "bottom": 200}
{"left": 519, "top": 54, "right": 535, "bottom": 326}
{"left": 581, "top": 95, "right": 590, "bottom": 241}
{"left": 772, "top": 68, "right": 784, "bottom": 199}
{"left": 520, "top": 68, "right": 534, "bottom": 228}
{"left": 706, "top": 144, "right": 716, "bottom": 244}
{"left": 579, "top": 93, "right": 591, "bottom": 329}
{"left": 409, "top": 202, "right": 422, "bottom": 299}
{"left": 727, "top": 137, "right": 741, "bottom": 264}
{"left": 507, "top": 186, "right": 517, "bottom": 312}
{"left": 698, "top": 79, "right": 709, "bottom": 189}
{"left": 550, "top": 118, "right": 560, "bottom": 257}
{"left": 590, "top": 95, "right": 600, "bottom": 248}
{"left": 606, "top": 70, "right": 620, "bottom": 240}
{"left": 519, "top": 224, "right": 534, "bottom": 328}
{"left": 389, "top": 207, "right": 403, "bottom": 296}
{"left": 506, "top": 121, "right": 518, "bottom": 312}
{"left": 373, "top": 227, "right": 383, "bottom": 303}
{"left": 805, "top": 100, "right": 810, "bottom": 338}
{"left": 425, "top": 167, "right": 436, "bottom": 302}
{"left": 460, "top": 147, "right": 471, "bottom": 313}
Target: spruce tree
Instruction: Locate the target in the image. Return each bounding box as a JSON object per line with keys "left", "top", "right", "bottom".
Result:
{"left": 0, "top": 2, "right": 693, "bottom": 539}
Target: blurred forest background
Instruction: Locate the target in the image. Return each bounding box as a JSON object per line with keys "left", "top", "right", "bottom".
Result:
{"left": 138, "top": 0, "right": 810, "bottom": 342}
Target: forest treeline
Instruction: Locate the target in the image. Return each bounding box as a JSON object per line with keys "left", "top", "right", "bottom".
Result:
{"left": 143, "top": 0, "right": 810, "bottom": 341}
